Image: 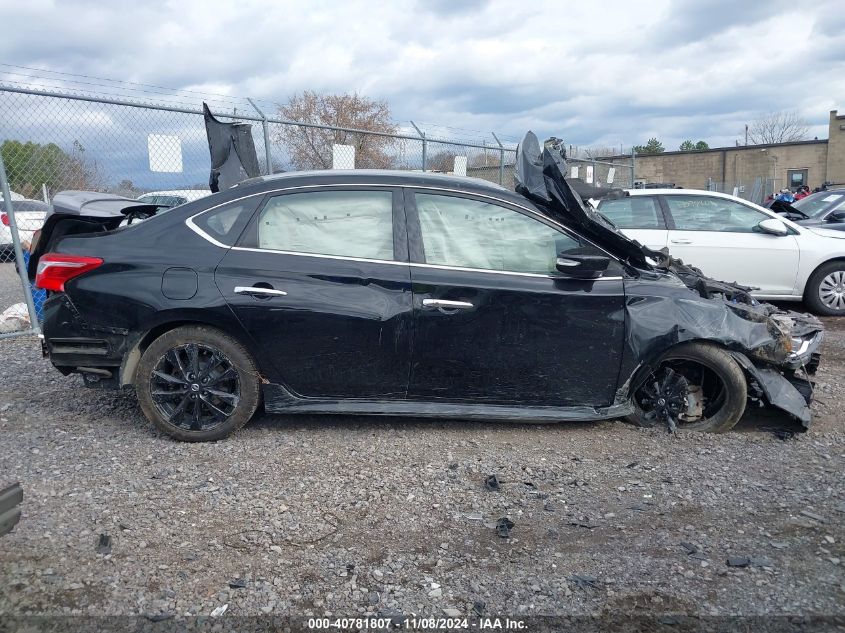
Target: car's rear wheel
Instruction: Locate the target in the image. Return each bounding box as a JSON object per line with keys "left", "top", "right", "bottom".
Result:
{"left": 135, "top": 325, "right": 261, "bottom": 442}
{"left": 804, "top": 261, "right": 845, "bottom": 316}
{"left": 627, "top": 342, "right": 747, "bottom": 433}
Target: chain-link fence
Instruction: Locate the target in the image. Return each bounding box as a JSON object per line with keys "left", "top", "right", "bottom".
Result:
{"left": 0, "top": 85, "right": 520, "bottom": 194}
{"left": 705, "top": 177, "right": 778, "bottom": 205}
{"left": 0, "top": 149, "right": 41, "bottom": 338}
{"left": 567, "top": 157, "right": 635, "bottom": 190}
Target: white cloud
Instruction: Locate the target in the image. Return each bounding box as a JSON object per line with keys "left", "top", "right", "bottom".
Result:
{"left": 0, "top": 0, "right": 842, "bottom": 151}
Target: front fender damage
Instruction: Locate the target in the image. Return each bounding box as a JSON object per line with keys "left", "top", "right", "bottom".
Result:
{"left": 730, "top": 353, "right": 812, "bottom": 427}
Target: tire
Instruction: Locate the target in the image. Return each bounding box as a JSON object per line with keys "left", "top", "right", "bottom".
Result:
{"left": 135, "top": 325, "right": 261, "bottom": 442}
{"left": 804, "top": 261, "right": 845, "bottom": 316}
{"left": 626, "top": 342, "right": 747, "bottom": 433}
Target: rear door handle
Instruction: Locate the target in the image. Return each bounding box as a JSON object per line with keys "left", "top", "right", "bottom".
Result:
{"left": 422, "top": 299, "right": 473, "bottom": 310}
{"left": 234, "top": 286, "right": 288, "bottom": 297}
{"left": 670, "top": 239, "right": 692, "bottom": 244}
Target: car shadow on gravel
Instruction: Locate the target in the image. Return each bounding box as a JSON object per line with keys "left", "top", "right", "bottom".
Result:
{"left": 247, "top": 406, "right": 810, "bottom": 439}
{"left": 249, "top": 411, "right": 610, "bottom": 435}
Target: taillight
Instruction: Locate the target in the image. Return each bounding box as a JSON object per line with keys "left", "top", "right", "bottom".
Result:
{"left": 35, "top": 254, "right": 104, "bottom": 292}
{"left": 0, "top": 213, "right": 8, "bottom": 227}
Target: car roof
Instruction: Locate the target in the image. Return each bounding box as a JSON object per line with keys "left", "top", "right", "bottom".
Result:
{"left": 235, "top": 169, "right": 518, "bottom": 199}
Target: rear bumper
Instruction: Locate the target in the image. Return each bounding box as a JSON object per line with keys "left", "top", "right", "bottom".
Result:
{"left": 41, "top": 293, "right": 129, "bottom": 388}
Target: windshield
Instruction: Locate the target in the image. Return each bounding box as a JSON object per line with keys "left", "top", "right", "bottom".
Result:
{"left": 792, "top": 191, "right": 845, "bottom": 218}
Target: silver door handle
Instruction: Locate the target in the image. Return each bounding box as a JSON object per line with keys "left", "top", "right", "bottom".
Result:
{"left": 234, "top": 286, "right": 288, "bottom": 297}
{"left": 670, "top": 239, "right": 692, "bottom": 244}
{"left": 422, "top": 299, "right": 474, "bottom": 310}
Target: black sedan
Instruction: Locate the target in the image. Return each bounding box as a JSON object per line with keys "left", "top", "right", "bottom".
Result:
{"left": 28, "top": 136, "right": 823, "bottom": 441}
{"left": 772, "top": 188, "right": 845, "bottom": 231}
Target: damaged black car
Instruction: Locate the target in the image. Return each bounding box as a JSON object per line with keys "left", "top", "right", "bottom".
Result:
{"left": 28, "top": 132, "right": 823, "bottom": 441}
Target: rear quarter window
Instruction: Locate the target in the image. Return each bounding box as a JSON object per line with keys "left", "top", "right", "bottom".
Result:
{"left": 192, "top": 196, "right": 262, "bottom": 246}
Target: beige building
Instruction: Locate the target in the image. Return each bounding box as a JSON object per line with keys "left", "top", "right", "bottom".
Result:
{"left": 608, "top": 110, "right": 845, "bottom": 194}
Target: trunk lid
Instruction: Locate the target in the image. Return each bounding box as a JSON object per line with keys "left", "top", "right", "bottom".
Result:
{"left": 27, "top": 191, "right": 159, "bottom": 280}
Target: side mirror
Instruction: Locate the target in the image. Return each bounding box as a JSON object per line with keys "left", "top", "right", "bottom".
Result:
{"left": 757, "top": 218, "right": 788, "bottom": 236}
{"left": 555, "top": 254, "right": 610, "bottom": 279}
{"left": 827, "top": 210, "right": 845, "bottom": 223}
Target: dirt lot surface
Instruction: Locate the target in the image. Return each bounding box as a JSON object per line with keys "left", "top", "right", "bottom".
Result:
{"left": 0, "top": 261, "right": 843, "bottom": 628}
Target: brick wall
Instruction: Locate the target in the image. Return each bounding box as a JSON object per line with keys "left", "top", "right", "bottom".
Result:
{"left": 624, "top": 141, "right": 830, "bottom": 191}
{"left": 827, "top": 110, "right": 845, "bottom": 185}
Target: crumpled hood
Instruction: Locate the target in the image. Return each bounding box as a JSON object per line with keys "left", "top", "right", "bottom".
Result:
{"left": 515, "top": 132, "right": 663, "bottom": 269}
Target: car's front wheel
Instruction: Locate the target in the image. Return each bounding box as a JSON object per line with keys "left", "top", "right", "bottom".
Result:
{"left": 627, "top": 342, "right": 747, "bottom": 433}
{"left": 804, "top": 260, "right": 845, "bottom": 316}
{"left": 135, "top": 325, "right": 261, "bottom": 442}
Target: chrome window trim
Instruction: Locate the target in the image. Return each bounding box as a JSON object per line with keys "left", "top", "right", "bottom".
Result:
{"left": 411, "top": 262, "right": 623, "bottom": 281}
{"left": 185, "top": 191, "right": 267, "bottom": 248}
{"left": 184, "top": 182, "right": 626, "bottom": 280}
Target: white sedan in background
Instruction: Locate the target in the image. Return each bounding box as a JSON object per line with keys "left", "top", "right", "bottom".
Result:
{"left": 0, "top": 199, "right": 50, "bottom": 254}
{"left": 597, "top": 188, "right": 845, "bottom": 315}
{"left": 136, "top": 189, "right": 211, "bottom": 209}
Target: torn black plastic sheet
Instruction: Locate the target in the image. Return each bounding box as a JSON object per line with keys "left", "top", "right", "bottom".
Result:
{"left": 203, "top": 103, "right": 261, "bottom": 193}
{"left": 730, "top": 353, "right": 812, "bottom": 427}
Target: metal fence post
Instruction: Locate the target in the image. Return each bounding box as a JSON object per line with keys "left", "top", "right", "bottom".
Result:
{"left": 492, "top": 133, "right": 505, "bottom": 185}
{"left": 247, "top": 98, "right": 273, "bottom": 175}
{"left": 410, "top": 121, "right": 426, "bottom": 172}
{"left": 0, "top": 149, "right": 40, "bottom": 335}
{"left": 631, "top": 148, "right": 636, "bottom": 186}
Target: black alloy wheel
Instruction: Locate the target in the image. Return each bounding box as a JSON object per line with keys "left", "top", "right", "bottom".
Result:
{"left": 627, "top": 342, "right": 747, "bottom": 433}
{"left": 150, "top": 343, "right": 240, "bottom": 431}
{"left": 135, "top": 326, "right": 261, "bottom": 442}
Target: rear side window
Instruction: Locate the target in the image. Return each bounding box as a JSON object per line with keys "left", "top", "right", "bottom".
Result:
{"left": 255, "top": 190, "right": 395, "bottom": 260}
{"left": 598, "top": 196, "right": 663, "bottom": 229}
{"left": 193, "top": 197, "right": 261, "bottom": 246}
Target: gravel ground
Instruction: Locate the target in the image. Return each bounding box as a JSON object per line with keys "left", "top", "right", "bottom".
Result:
{"left": 1, "top": 260, "right": 844, "bottom": 625}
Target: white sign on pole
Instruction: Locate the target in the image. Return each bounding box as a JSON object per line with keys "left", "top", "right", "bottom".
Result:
{"left": 607, "top": 167, "right": 616, "bottom": 184}
{"left": 585, "top": 165, "right": 594, "bottom": 184}
{"left": 453, "top": 155, "right": 467, "bottom": 177}
{"left": 570, "top": 165, "right": 579, "bottom": 179}
{"left": 332, "top": 144, "right": 355, "bottom": 169}
{"left": 148, "top": 134, "right": 183, "bottom": 173}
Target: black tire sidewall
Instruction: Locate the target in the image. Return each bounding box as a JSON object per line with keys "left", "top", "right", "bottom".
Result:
{"left": 627, "top": 343, "right": 747, "bottom": 433}
{"left": 135, "top": 326, "right": 261, "bottom": 442}
{"left": 805, "top": 261, "right": 845, "bottom": 316}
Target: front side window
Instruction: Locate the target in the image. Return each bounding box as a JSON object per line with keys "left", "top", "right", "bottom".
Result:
{"left": 415, "top": 193, "right": 597, "bottom": 274}
{"left": 597, "top": 196, "right": 663, "bottom": 229}
{"left": 256, "top": 190, "right": 394, "bottom": 260}
{"left": 665, "top": 195, "right": 767, "bottom": 232}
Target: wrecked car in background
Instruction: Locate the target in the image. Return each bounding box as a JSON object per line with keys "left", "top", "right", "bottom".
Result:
{"left": 26, "top": 133, "right": 823, "bottom": 442}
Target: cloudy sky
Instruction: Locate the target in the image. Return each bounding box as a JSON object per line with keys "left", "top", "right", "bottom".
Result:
{"left": 1, "top": 0, "right": 843, "bottom": 156}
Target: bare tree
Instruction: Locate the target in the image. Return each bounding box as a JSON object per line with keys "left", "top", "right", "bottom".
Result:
{"left": 274, "top": 91, "right": 398, "bottom": 170}
{"left": 426, "top": 149, "right": 459, "bottom": 173}
{"left": 746, "top": 110, "right": 809, "bottom": 145}
{"left": 582, "top": 146, "right": 618, "bottom": 160}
